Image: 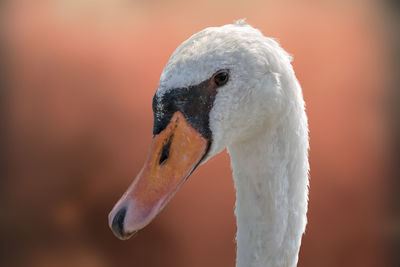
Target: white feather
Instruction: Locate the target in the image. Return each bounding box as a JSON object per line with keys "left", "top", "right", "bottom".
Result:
{"left": 157, "top": 22, "right": 309, "bottom": 267}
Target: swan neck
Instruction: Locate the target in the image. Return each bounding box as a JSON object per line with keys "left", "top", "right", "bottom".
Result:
{"left": 228, "top": 120, "right": 308, "bottom": 267}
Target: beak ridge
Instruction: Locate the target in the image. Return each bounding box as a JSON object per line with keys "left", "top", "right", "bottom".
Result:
{"left": 109, "top": 111, "right": 208, "bottom": 239}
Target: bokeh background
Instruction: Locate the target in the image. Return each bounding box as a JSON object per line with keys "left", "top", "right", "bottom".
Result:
{"left": 2, "top": 0, "right": 399, "bottom": 266}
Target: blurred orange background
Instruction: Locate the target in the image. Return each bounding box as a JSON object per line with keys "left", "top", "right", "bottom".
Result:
{"left": 2, "top": 0, "right": 399, "bottom": 266}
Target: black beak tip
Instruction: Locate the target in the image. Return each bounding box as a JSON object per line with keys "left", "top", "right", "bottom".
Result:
{"left": 111, "top": 207, "right": 126, "bottom": 238}
{"left": 110, "top": 207, "right": 138, "bottom": 240}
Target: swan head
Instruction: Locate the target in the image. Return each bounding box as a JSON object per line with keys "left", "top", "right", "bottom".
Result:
{"left": 109, "top": 22, "right": 295, "bottom": 239}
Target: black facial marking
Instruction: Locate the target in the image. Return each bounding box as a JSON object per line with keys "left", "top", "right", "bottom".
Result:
{"left": 152, "top": 69, "right": 229, "bottom": 140}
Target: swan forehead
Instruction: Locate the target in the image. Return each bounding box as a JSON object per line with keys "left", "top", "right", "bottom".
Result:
{"left": 157, "top": 23, "right": 264, "bottom": 94}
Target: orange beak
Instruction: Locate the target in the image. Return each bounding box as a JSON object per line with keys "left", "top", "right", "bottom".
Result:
{"left": 109, "top": 111, "right": 209, "bottom": 239}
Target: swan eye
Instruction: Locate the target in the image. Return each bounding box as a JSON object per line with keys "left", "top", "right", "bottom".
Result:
{"left": 213, "top": 71, "right": 229, "bottom": 87}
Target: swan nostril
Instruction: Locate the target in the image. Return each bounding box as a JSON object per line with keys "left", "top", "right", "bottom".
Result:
{"left": 159, "top": 135, "right": 173, "bottom": 165}
{"left": 111, "top": 207, "right": 127, "bottom": 239}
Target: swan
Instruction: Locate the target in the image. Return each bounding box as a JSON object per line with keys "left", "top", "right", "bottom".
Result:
{"left": 109, "top": 20, "right": 309, "bottom": 267}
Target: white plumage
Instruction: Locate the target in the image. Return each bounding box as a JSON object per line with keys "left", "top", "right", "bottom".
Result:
{"left": 159, "top": 21, "right": 309, "bottom": 267}
{"left": 109, "top": 20, "right": 309, "bottom": 267}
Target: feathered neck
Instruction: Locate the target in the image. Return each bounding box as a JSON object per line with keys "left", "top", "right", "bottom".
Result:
{"left": 227, "top": 96, "right": 309, "bottom": 267}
